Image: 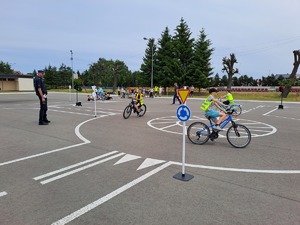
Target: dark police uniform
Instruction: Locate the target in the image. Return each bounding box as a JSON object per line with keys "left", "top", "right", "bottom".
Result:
{"left": 34, "top": 72, "right": 49, "bottom": 125}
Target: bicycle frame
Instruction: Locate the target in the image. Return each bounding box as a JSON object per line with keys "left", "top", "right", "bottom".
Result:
{"left": 206, "top": 114, "right": 235, "bottom": 131}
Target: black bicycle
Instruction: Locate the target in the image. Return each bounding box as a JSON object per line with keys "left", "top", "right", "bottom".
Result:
{"left": 123, "top": 99, "right": 147, "bottom": 119}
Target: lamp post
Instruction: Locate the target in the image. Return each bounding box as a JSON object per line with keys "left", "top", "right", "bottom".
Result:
{"left": 70, "top": 50, "right": 74, "bottom": 91}
{"left": 143, "top": 37, "right": 154, "bottom": 88}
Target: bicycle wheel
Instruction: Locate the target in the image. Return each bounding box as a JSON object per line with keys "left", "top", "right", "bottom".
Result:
{"left": 231, "top": 105, "right": 242, "bottom": 116}
{"left": 123, "top": 105, "right": 132, "bottom": 119}
{"left": 226, "top": 124, "right": 251, "bottom": 148}
{"left": 139, "top": 104, "right": 147, "bottom": 117}
{"left": 187, "top": 122, "right": 210, "bottom": 145}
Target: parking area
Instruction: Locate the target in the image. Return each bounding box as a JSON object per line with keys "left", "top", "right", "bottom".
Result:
{"left": 1, "top": 92, "right": 300, "bottom": 225}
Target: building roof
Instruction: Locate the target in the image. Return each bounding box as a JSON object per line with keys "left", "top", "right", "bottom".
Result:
{"left": 0, "top": 74, "right": 34, "bottom": 79}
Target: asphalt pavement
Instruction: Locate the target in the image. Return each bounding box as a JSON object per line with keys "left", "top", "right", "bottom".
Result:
{"left": 0, "top": 92, "right": 300, "bottom": 225}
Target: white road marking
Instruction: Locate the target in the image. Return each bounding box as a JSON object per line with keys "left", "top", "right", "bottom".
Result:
{"left": 114, "top": 154, "right": 141, "bottom": 165}
{"left": 171, "top": 161, "right": 300, "bottom": 174}
{"left": 50, "top": 109, "right": 93, "bottom": 116}
{"left": 0, "top": 143, "right": 86, "bottom": 167}
{"left": 137, "top": 158, "right": 166, "bottom": 170}
{"left": 0, "top": 115, "right": 109, "bottom": 167}
{"left": 266, "top": 114, "right": 300, "bottom": 121}
{"left": 40, "top": 153, "right": 125, "bottom": 185}
{"left": 148, "top": 116, "right": 276, "bottom": 138}
{"left": 159, "top": 123, "right": 178, "bottom": 130}
{"left": 51, "top": 162, "right": 172, "bottom": 225}
{"left": 263, "top": 108, "right": 278, "bottom": 116}
{"left": 0, "top": 191, "right": 8, "bottom": 197}
{"left": 33, "top": 151, "right": 119, "bottom": 181}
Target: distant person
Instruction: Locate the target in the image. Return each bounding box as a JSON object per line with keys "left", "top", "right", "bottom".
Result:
{"left": 149, "top": 87, "right": 154, "bottom": 98}
{"left": 34, "top": 70, "right": 50, "bottom": 125}
{"left": 154, "top": 86, "right": 159, "bottom": 97}
{"left": 220, "top": 89, "right": 234, "bottom": 105}
{"left": 159, "top": 86, "right": 163, "bottom": 97}
{"left": 172, "top": 82, "right": 182, "bottom": 104}
{"left": 200, "top": 88, "right": 227, "bottom": 131}
{"left": 190, "top": 85, "right": 195, "bottom": 97}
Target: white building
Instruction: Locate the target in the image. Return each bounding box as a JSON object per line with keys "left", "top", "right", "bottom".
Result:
{"left": 0, "top": 74, "right": 34, "bottom": 91}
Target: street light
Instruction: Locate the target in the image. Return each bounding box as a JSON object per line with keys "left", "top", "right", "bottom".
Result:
{"left": 143, "top": 37, "right": 154, "bottom": 88}
{"left": 70, "top": 50, "right": 74, "bottom": 90}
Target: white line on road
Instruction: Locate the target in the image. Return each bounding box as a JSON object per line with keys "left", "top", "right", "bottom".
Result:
{"left": 0, "top": 116, "right": 106, "bottom": 167}
{"left": 0, "top": 191, "right": 7, "bottom": 197}
{"left": 40, "top": 152, "right": 125, "bottom": 185}
{"left": 51, "top": 161, "right": 172, "bottom": 225}
{"left": 0, "top": 143, "right": 86, "bottom": 167}
{"left": 263, "top": 108, "right": 277, "bottom": 116}
{"left": 33, "top": 151, "right": 119, "bottom": 181}
{"left": 171, "top": 161, "right": 300, "bottom": 174}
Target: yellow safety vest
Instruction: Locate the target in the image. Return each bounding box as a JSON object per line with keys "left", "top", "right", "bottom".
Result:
{"left": 200, "top": 96, "right": 213, "bottom": 111}
{"left": 226, "top": 93, "right": 234, "bottom": 104}
{"left": 135, "top": 93, "right": 144, "bottom": 104}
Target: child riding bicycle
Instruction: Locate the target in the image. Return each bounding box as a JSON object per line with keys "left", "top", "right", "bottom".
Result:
{"left": 130, "top": 89, "right": 144, "bottom": 117}
{"left": 200, "top": 88, "right": 228, "bottom": 131}
{"left": 220, "top": 89, "right": 234, "bottom": 105}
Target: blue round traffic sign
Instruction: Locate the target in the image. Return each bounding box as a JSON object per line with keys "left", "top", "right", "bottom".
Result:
{"left": 176, "top": 105, "right": 191, "bottom": 122}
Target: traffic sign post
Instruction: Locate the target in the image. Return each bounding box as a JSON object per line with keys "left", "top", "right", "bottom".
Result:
{"left": 92, "top": 91, "right": 97, "bottom": 117}
{"left": 173, "top": 104, "right": 194, "bottom": 181}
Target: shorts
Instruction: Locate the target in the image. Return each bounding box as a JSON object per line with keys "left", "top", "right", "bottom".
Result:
{"left": 204, "top": 109, "right": 220, "bottom": 122}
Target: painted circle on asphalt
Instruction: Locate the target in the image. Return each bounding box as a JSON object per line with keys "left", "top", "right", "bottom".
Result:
{"left": 147, "top": 116, "right": 277, "bottom": 137}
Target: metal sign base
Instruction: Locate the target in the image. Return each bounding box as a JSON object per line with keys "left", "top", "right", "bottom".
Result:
{"left": 76, "top": 102, "right": 82, "bottom": 106}
{"left": 278, "top": 104, "right": 283, "bottom": 109}
{"left": 173, "top": 172, "right": 194, "bottom": 181}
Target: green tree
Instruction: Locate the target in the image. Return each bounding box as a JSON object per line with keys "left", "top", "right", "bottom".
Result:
{"left": 213, "top": 73, "right": 220, "bottom": 86}
{"left": 0, "top": 61, "right": 13, "bottom": 74}
{"left": 171, "top": 18, "right": 194, "bottom": 85}
{"left": 155, "top": 27, "right": 176, "bottom": 91}
{"left": 44, "top": 66, "right": 58, "bottom": 89}
{"left": 220, "top": 75, "right": 228, "bottom": 87}
{"left": 189, "top": 28, "right": 214, "bottom": 90}
{"left": 222, "top": 53, "right": 239, "bottom": 90}
{"left": 58, "top": 64, "right": 72, "bottom": 88}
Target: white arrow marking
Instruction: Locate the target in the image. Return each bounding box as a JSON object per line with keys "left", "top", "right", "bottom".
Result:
{"left": 137, "top": 158, "right": 166, "bottom": 170}
{"left": 114, "top": 154, "right": 141, "bottom": 165}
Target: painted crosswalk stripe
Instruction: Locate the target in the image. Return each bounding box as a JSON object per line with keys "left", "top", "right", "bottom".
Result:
{"left": 33, "top": 151, "right": 119, "bottom": 181}
{"left": 40, "top": 152, "right": 125, "bottom": 185}
{"left": 51, "top": 162, "right": 172, "bottom": 225}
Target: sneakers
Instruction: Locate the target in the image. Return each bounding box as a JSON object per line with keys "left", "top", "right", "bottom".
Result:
{"left": 213, "top": 125, "right": 223, "bottom": 131}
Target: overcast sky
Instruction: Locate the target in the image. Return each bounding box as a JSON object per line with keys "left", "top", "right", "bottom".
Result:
{"left": 1, "top": 0, "right": 299, "bottom": 79}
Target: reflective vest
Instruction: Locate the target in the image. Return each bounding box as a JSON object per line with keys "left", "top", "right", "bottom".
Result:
{"left": 135, "top": 93, "right": 144, "bottom": 104}
{"left": 226, "top": 93, "right": 234, "bottom": 104}
{"left": 200, "top": 96, "right": 213, "bottom": 111}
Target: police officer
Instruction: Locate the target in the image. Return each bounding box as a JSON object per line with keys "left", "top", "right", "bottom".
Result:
{"left": 34, "top": 70, "right": 50, "bottom": 125}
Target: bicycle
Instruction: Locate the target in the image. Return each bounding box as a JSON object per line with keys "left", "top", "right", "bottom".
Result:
{"left": 187, "top": 105, "right": 251, "bottom": 148}
{"left": 218, "top": 98, "right": 242, "bottom": 116}
{"left": 123, "top": 98, "right": 147, "bottom": 119}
